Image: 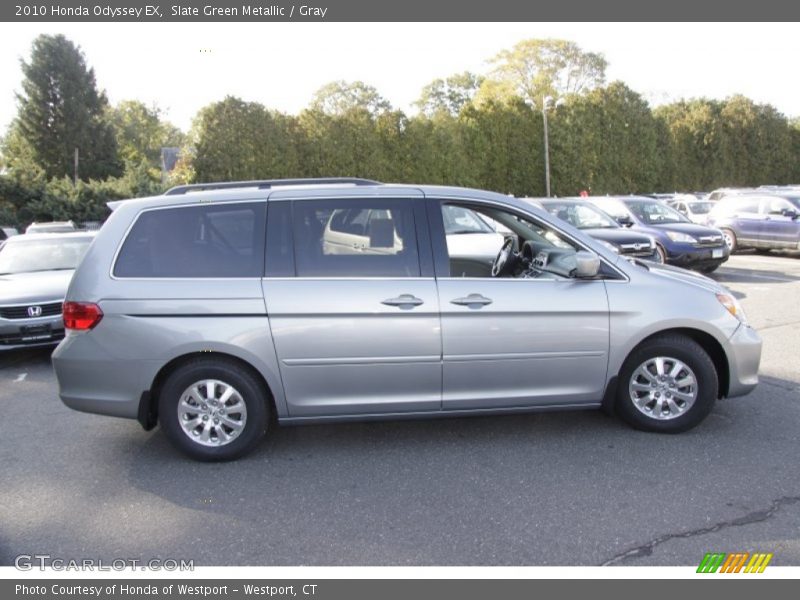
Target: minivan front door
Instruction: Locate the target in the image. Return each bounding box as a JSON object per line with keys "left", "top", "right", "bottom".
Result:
{"left": 263, "top": 196, "right": 442, "bottom": 418}
{"left": 430, "top": 199, "right": 610, "bottom": 410}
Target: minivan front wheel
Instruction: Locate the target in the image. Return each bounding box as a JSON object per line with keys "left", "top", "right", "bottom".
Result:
{"left": 159, "top": 358, "right": 269, "bottom": 461}
{"left": 616, "top": 334, "right": 718, "bottom": 433}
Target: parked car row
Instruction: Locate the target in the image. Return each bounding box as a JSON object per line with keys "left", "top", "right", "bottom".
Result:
{"left": 533, "top": 196, "right": 729, "bottom": 273}
{"left": 573, "top": 185, "right": 800, "bottom": 259}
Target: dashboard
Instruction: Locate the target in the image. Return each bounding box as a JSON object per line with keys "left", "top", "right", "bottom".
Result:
{"left": 519, "top": 241, "right": 579, "bottom": 279}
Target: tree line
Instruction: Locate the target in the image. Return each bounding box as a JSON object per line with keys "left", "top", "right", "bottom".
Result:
{"left": 1, "top": 35, "right": 799, "bottom": 228}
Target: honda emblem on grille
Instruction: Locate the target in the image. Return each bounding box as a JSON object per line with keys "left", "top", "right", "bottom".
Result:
{"left": 27, "top": 306, "right": 42, "bottom": 317}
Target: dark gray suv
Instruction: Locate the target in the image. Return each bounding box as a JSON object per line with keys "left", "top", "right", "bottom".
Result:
{"left": 709, "top": 193, "right": 800, "bottom": 252}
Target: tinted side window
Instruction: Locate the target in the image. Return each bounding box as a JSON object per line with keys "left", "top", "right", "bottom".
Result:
{"left": 292, "top": 199, "right": 420, "bottom": 277}
{"left": 732, "top": 198, "right": 761, "bottom": 213}
{"left": 114, "top": 203, "right": 266, "bottom": 278}
{"left": 265, "top": 201, "right": 294, "bottom": 277}
{"left": 766, "top": 198, "right": 792, "bottom": 214}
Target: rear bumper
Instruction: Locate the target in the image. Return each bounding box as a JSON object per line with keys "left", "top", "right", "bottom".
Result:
{"left": 52, "top": 332, "right": 153, "bottom": 420}
{"left": 726, "top": 324, "right": 762, "bottom": 398}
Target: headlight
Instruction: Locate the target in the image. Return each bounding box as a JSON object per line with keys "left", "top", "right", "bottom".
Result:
{"left": 597, "top": 240, "right": 619, "bottom": 253}
{"left": 716, "top": 292, "right": 748, "bottom": 325}
{"left": 666, "top": 231, "right": 698, "bottom": 243}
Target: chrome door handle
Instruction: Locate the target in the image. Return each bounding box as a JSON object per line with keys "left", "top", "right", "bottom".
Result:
{"left": 450, "top": 294, "right": 493, "bottom": 307}
{"left": 381, "top": 294, "right": 424, "bottom": 307}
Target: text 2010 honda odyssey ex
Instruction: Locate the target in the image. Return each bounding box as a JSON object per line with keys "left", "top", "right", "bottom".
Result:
{"left": 53, "top": 178, "right": 762, "bottom": 461}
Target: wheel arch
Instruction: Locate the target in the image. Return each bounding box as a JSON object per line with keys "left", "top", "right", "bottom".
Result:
{"left": 608, "top": 327, "right": 730, "bottom": 409}
{"left": 138, "top": 351, "right": 280, "bottom": 431}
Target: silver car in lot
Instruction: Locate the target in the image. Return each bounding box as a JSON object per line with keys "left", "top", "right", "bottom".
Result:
{"left": 53, "top": 179, "right": 762, "bottom": 461}
{"left": 0, "top": 232, "right": 96, "bottom": 350}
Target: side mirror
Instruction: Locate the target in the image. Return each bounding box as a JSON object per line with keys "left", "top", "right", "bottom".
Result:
{"left": 616, "top": 215, "right": 633, "bottom": 227}
{"left": 574, "top": 251, "right": 601, "bottom": 278}
{"left": 782, "top": 208, "right": 798, "bottom": 219}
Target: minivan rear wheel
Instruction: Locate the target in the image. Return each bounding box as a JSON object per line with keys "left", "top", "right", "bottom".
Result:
{"left": 158, "top": 358, "right": 269, "bottom": 461}
{"left": 616, "top": 334, "right": 718, "bottom": 433}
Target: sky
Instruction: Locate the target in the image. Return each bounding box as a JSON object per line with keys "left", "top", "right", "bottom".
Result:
{"left": 0, "top": 22, "right": 798, "bottom": 133}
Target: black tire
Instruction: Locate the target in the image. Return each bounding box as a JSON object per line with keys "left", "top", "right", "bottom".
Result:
{"left": 721, "top": 228, "right": 737, "bottom": 253}
{"left": 158, "top": 357, "right": 269, "bottom": 461}
{"left": 615, "top": 334, "right": 718, "bottom": 433}
{"left": 654, "top": 243, "right": 667, "bottom": 264}
{"left": 698, "top": 264, "right": 719, "bottom": 274}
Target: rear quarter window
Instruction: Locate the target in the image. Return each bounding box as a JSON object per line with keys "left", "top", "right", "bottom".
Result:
{"left": 113, "top": 203, "right": 266, "bottom": 278}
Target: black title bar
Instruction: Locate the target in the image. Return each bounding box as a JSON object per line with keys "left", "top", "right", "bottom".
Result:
{"left": 3, "top": 0, "right": 800, "bottom": 21}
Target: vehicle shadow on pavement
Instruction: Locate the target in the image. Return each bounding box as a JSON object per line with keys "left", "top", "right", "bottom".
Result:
{"left": 0, "top": 347, "right": 54, "bottom": 370}
{"left": 711, "top": 270, "right": 800, "bottom": 285}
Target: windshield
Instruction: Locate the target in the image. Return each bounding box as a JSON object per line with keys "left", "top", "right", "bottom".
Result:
{"left": 626, "top": 200, "right": 689, "bottom": 225}
{"left": 546, "top": 202, "right": 619, "bottom": 229}
{"left": 782, "top": 196, "right": 800, "bottom": 209}
{"left": 0, "top": 237, "right": 92, "bottom": 274}
{"left": 688, "top": 202, "right": 714, "bottom": 214}
{"left": 442, "top": 205, "right": 495, "bottom": 234}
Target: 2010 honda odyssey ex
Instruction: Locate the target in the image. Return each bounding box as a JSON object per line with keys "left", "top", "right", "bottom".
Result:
{"left": 53, "top": 178, "right": 762, "bottom": 461}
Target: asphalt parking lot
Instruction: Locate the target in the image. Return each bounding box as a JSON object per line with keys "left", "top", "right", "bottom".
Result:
{"left": 1, "top": 252, "right": 799, "bottom": 567}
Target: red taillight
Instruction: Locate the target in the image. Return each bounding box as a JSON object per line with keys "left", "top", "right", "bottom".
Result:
{"left": 63, "top": 302, "right": 103, "bottom": 331}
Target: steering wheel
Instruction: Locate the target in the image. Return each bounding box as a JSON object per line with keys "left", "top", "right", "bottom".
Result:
{"left": 491, "top": 236, "right": 520, "bottom": 277}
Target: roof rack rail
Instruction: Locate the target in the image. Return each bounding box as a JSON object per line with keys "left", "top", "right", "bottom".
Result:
{"left": 164, "top": 177, "right": 382, "bottom": 196}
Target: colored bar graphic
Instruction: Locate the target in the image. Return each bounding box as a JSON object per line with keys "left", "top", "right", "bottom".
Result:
{"left": 744, "top": 553, "right": 773, "bottom": 573}
{"left": 697, "top": 553, "right": 726, "bottom": 573}
{"left": 698, "top": 552, "right": 773, "bottom": 573}
{"left": 720, "top": 553, "right": 748, "bottom": 573}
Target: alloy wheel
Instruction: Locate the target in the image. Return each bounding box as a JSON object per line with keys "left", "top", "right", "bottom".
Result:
{"left": 628, "top": 357, "right": 698, "bottom": 420}
{"left": 177, "top": 379, "right": 248, "bottom": 447}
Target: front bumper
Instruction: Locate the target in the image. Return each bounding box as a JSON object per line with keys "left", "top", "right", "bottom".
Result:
{"left": 726, "top": 324, "right": 762, "bottom": 398}
{"left": 620, "top": 248, "right": 660, "bottom": 262}
{"left": 666, "top": 244, "right": 730, "bottom": 269}
{"left": 0, "top": 314, "right": 65, "bottom": 350}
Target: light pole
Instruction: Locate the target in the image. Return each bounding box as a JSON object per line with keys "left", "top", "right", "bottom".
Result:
{"left": 541, "top": 96, "right": 553, "bottom": 198}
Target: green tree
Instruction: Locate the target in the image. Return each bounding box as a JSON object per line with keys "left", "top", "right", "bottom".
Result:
{"left": 12, "top": 34, "right": 121, "bottom": 180}
{"left": 415, "top": 72, "right": 484, "bottom": 117}
{"left": 549, "top": 82, "right": 662, "bottom": 195}
{"left": 190, "top": 96, "right": 299, "bottom": 182}
{"left": 296, "top": 108, "right": 384, "bottom": 179}
{"left": 310, "top": 81, "right": 392, "bottom": 117}
{"left": 791, "top": 118, "right": 800, "bottom": 183}
{"left": 108, "top": 100, "right": 185, "bottom": 169}
{"left": 460, "top": 98, "right": 542, "bottom": 196}
{"left": 485, "top": 38, "right": 607, "bottom": 107}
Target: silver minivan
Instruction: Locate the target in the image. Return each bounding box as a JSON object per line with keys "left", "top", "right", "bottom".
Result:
{"left": 53, "top": 179, "right": 762, "bottom": 461}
